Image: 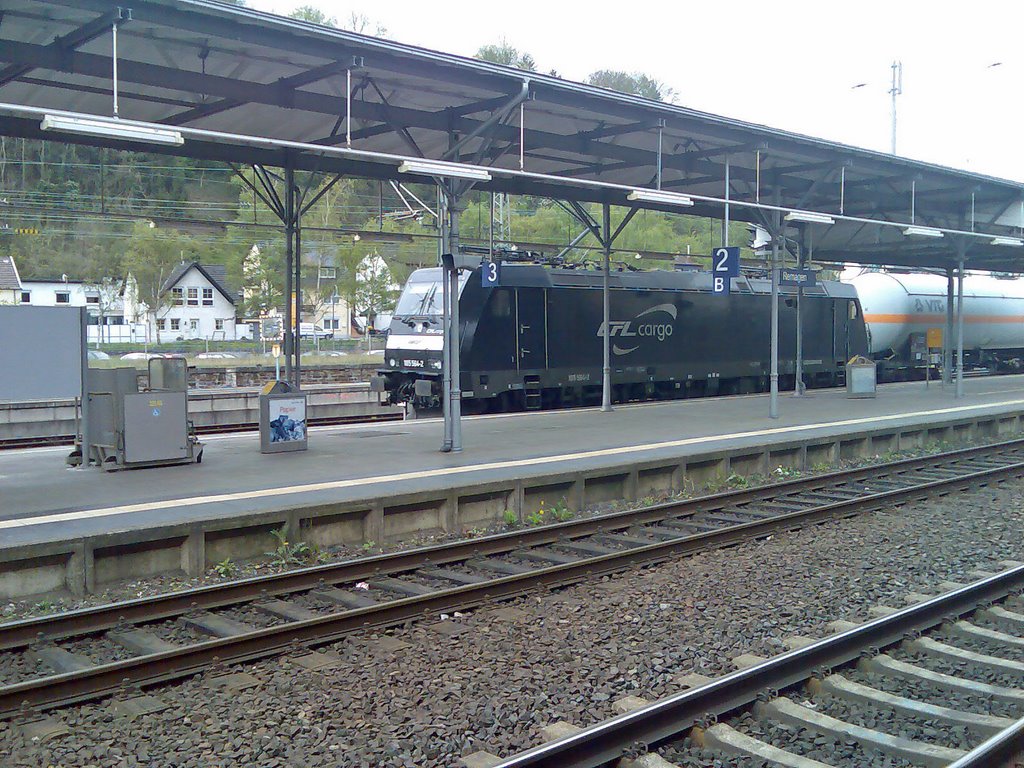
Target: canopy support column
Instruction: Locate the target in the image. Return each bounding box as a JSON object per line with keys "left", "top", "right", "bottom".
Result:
{"left": 944, "top": 268, "right": 954, "bottom": 386}
{"left": 769, "top": 208, "right": 781, "bottom": 418}
{"left": 439, "top": 187, "right": 452, "bottom": 451}
{"left": 449, "top": 191, "right": 464, "bottom": 451}
{"left": 283, "top": 162, "right": 295, "bottom": 385}
{"left": 794, "top": 226, "right": 807, "bottom": 397}
{"left": 439, "top": 182, "right": 465, "bottom": 452}
{"left": 554, "top": 200, "right": 637, "bottom": 414}
{"left": 601, "top": 202, "right": 612, "bottom": 412}
{"left": 293, "top": 186, "right": 302, "bottom": 388}
{"left": 956, "top": 256, "right": 966, "bottom": 399}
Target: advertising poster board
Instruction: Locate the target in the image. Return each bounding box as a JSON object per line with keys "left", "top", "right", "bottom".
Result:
{"left": 260, "top": 393, "right": 308, "bottom": 453}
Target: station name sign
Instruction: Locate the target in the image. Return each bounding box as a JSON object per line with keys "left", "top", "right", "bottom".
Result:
{"left": 778, "top": 268, "right": 816, "bottom": 287}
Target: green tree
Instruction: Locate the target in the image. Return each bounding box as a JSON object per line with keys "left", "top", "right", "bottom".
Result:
{"left": 351, "top": 253, "right": 400, "bottom": 332}
{"left": 241, "top": 241, "right": 285, "bottom": 318}
{"left": 289, "top": 5, "right": 336, "bottom": 26}
{"left": 475, "top": 40, "right": 537, "bottom": 71}
{"left": 344, "top": 12, "right": 387, "bottom": 36}
{"left": 587, "top": 70, "right": 676, "bottom": 102}
{"left": 122, "top": 222, "right": 200, "bottom": 341}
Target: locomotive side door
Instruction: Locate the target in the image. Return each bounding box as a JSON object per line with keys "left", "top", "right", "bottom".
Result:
{"left": 515, "top": 288, "right": 547, "bottom": 370}
{"left": 831, "top": 299, "right": 853, "bottom": 365}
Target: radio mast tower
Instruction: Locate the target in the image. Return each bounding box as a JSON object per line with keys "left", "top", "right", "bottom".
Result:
{"left": 890, "top": 60, "right": 903, "bottom": 155}
{"left": 493, "top": 193, "right": 511, "bottom": 245}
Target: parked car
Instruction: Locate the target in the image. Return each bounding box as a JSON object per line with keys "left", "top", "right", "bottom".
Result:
{"left": 87, "top": 350, "right": 111, "bottom": 360}
{"left": 299, "top": 323, "right": 333, "bottom": 340}
{"left": 120, "top": 352, "right": 161, "bottom": 360}
{"left": 194, "top": 352, "right": 239, "bottom": 360}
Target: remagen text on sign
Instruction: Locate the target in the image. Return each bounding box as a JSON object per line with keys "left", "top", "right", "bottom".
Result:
{"left": 778, "top": 268, "right": 816, "bottom": 287}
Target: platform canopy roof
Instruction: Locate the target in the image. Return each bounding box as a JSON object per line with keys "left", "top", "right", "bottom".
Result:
{"left": 2, "top": 0, "right": 1024, "bottom": 271}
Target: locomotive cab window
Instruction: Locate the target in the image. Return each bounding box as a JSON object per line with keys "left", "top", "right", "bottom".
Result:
{"left": 393, "top": 268, "right": 470, "bottom": 318}
{"left": 486, "top": 289, "right": 512, "bottom": 319}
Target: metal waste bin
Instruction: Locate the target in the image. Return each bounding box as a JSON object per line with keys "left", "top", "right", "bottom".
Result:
{"left": 846, "top": 355, "right": 877, "bottom": 399}
{"left": 259, "top": 380, "right": 308, "bottom": 453}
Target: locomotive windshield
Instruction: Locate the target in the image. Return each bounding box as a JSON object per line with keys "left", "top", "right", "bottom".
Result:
{"left": 393, "top": 268, "right": 470, "bottom": 319}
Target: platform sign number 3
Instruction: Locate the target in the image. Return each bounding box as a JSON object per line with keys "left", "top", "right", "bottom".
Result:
{"left": 481, "top": 259, "right": 501, "bottom": 288}
{"left": 712, "top": 246, "right": 739, "bottom": 295}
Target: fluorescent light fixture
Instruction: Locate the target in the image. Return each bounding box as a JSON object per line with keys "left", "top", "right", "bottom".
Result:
{"left": 398, "top": 159, "right": 491, "bottom": 181}
{"left": 991, "top": 236, "right": 1024, "bottom": 247}
{"left": 626, "top": 189, "right": 694, "bottom": 207}
{"left": 40, "top": 114, "right": 184, "bottom": 146}
{"left": 784, "top": 210, "right": 835, "bottom": 225}
{"left": 903, "top": 225, "right": 944, "bottom": 238}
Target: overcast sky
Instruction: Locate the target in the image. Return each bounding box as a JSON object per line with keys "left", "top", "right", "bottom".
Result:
{"left": 245, "top": 1, "right": 1024, "bottom": 181}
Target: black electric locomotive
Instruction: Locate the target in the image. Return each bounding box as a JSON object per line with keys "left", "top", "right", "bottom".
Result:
{"left": 379, "top": 264, "right": 870, "bottom": 412}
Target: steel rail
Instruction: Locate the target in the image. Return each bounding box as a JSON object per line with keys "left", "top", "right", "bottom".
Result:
{"left": 2, "top": 453, "right": 1023, "bottom": 718}
{"left": 948, "top": 714, "right": 1024, "bottom": 768}
{"left": 2, "top": 438, "right": 1021, "bottom": 651}
{"left": 492, "top": 564, "right": 1024, "bottom": 768}
{"left": 2, "top": 437, "right": 1022, "bottom": 650}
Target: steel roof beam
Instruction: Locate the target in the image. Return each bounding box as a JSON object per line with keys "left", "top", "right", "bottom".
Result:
{"left": 441, "top": 82, "right": 530, "bottom": 161}
{"left": 34, "top": 0, "right": 1024, "bottom": 206}
{"left": 2, "top": 108, "right": 993, "bottom": 247}
{"left": 0, "top": 7, "right": 127, "bottom": 89}
{"left": 14, "top": 74, "right": 194, "bottom": 109}
{"left": 0, "top": 40, "right": 883, "bottom": 204}
{"left": 364, "top": 77, "right": 425, "bottom": 158}
{"left": 47, "top": 0, "right": 517, "bottom": 94}
{"left": 673, "top": 141, "right": 764, "bottom": 162}
{"left": 166, "top": 59, "right": 354, "bottom": 126}
{"left": 322, "top": 92, "right": 533, "bottom": 145}
{"left": 576, "top": 119, "right": 662, "bottom": 145}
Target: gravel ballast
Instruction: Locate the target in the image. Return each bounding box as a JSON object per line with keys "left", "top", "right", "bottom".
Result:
{"left": 3, "top": 476, "right": 1024, "bottom": 766}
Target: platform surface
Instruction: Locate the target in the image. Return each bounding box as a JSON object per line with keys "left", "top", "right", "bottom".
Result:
{"left": 2, "top": 376, "right": 1023, "bottom": 549}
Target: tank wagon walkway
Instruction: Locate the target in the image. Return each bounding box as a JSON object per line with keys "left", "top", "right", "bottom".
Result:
{"left": 4, "top": 375, "right": 1024, "bottom": 548}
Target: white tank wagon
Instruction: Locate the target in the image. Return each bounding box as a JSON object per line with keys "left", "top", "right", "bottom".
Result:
{"left": 848, "top": 271, "right": 1024, "bottom": 371}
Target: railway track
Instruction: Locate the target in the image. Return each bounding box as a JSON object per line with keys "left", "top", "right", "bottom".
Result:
{"left": 3, "top": 438, "right": 1024, "bottom": 721}
{"left": 0, "top": 410, "right": 405, "bottom": 450}
{"left": 494, "top": 564, "right": 1024, "bottom": 768}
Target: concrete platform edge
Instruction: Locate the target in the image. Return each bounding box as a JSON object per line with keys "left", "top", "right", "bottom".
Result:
{"left": 0, "top": 408, "right": 1020, "bottom": 598}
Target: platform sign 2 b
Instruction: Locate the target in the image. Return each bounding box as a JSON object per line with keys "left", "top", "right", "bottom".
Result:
{"left": 712, "top": 246, "right": 739, "bottom": 295}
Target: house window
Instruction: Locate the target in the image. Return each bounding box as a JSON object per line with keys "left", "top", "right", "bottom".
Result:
{"left": 170, "top": 318, "right": 180, "bottom": 331}
{"left": 156, "top": 319, "right": 166, "bottom": 331}
{"left": 215, "top": 319, "right": 224, "bottom": 331}
{"left": 86, "top": 295, "right": 99, "bottom": 304}
{"left": 187, "top": 287, "right": 199, "bottom": 306}
{"left": 190, "top": 318, "right": 199, "bottom": 331}
{"left": 19, "top": 291, "right": 30, "bottom": 303}
{"left": 172, "top": 287, "right": 183, "bottom": 306}
{"left": 202, "top": 288, "right": 213, "bottom": 306}
{"left": 55, "top": 292, "right": 70, "bottom": 304}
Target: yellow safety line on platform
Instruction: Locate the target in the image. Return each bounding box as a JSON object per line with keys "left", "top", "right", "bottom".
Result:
{"left": 4, "top": 397, "right": 1024, "bottom": 531}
